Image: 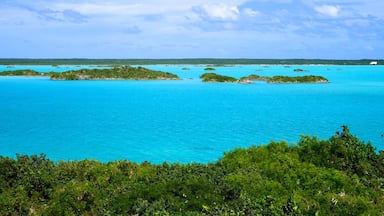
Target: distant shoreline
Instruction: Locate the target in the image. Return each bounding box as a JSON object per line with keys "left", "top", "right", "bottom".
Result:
{"left": 0, "top": 58, "right": 382, "bottom": 65}
{"left": 0, "top": 66, "right": 181, "bottom": 81}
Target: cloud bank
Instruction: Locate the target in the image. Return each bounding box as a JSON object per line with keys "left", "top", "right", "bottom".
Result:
{"left": 0, "top": 0, "right": 383, "bottom": 59}
{"left": 315, "top": 5, "right": 340, "bottom": 17}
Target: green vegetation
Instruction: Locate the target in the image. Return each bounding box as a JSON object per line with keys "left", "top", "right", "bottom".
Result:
{"left": 239, "top": 74, "right": 329, "bottom": 84}
{"left": 200, "top": 73, "right": 328, "bottom": 84}
{"left": 267, "top": 75, "right": 328, "bottom": 83}
{"left": 0, "top": 126, "right": 383, "bottom": 215}
{"left": 0, "top": 69, "right": 328, "bottom": 83}
{"left": 204, "top": 67, "right": 216, "bottom": 71}
{"left": 293, "top": 68, "right": 309, "bottom": 72}
{"left": 0, "top": 69, "right": 46, "bottom": 76}
{"left": 0, "top": 66, "right": 180, "bottom": 80}
{"left": 200, "top": 73, "right": 238, "bottom": 82}
{"left": 239, "top": 74, "right": 267, "bottom": 83}
{"left": 50, "top": 66, "right": 180, "bottom": 80}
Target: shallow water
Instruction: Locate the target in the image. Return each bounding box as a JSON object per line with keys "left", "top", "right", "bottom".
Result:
{"left": 1, "top": 65, "right": 383, "bottom": 163}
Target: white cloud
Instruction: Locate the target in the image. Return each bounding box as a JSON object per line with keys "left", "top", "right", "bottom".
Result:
{"left": 198, "top": 4, "right": 240, "bottom": 21}
{"left": 1, "top": 0, "right": 383, "bottom": 58}
{"left": 243, "top": 8, "right": 260, "bottom": 17}
{"left": 54, "top": 3, "right": 143, "bottom": 16}
{"left": 315, "top": 5, "right": 340, "bottom": 17}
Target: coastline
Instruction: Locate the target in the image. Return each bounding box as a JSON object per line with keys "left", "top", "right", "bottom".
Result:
{"left": 0, "top": 66, "right": 181, "bottom": 81}
{"left": 0, "top": 58, "right": 382, "bottom": 66}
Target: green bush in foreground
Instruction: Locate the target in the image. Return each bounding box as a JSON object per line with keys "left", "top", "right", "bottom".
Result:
{"left": 1, "top": 126, "right": 384, "bottom": 215}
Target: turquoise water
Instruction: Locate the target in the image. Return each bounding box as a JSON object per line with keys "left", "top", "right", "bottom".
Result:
{"left": 0, "top": 65, "right": 110, "bottom": 72}
{"left": 1, "top": 65, "right": 383, "bottom": 163}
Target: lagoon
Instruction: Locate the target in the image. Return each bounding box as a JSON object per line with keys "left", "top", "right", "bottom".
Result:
{"left": 0, "top": 64, "right": 383, "bottom": 163}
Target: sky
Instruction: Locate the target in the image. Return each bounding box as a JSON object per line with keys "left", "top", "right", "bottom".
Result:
{"left": 1, "top": 0, "right": 383, "bottom": 59}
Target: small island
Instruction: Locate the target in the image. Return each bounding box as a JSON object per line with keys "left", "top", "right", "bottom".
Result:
{"left": 204, "top": 67, "right": 216, "bottom": 71}
{"left": 293, "top": 68, "right": 309, "bottom": 72}
{"left": 239, "top": 74, "right": 328, "bottom": 83}
{"left": 0, "top": 66, "right": 181, "bottom": 81}
{"left": 267, "top": 75, "right": 328, "bottom": 83}
{"left": 238, "top": 74, "right": 267, "bottom": 83}
{"left": 200, "top": 73, "right": 238, "bottom": 83}
{"left": 199, "top": 73, "right": 329, "bottom": 84}
{"left": 239, "top": 74, "right": 328, "bottom": 84}
{"left": 0, "top": 69, "right": 46, "bottom": 76}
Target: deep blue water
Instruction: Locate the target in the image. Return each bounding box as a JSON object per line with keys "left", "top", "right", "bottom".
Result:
{"left": 1, "top": 65, "right": 383, "bottom": 163}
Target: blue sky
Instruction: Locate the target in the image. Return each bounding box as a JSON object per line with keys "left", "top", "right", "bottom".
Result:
{"left": 1, "top": 0, "right": 383, "bottom": 59}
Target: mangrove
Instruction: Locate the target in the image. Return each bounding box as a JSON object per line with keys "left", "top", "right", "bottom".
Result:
{"left": 0, "top": 126, "right": 383, "bottom": 215}
{"left": 200, "top": 73, "right": 329, "bottom": 84}
{"left": 239, "top": 74, "right": 329, "bottom": 84}
{"left": 0, "top": 66, "right": 181, "bottom": 81}
{"left": 200, "top": 73, "right": 238, "bottom": 83}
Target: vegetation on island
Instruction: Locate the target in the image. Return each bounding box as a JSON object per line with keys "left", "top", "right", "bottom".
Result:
{"left": 0, "top": 69, "right": 46, "bottom": 76}
{"left": 204, "top": 67, "right": 216, "bottom": 71}
{"left": 50, "top": 66, "right": 180, "bottom": 80}
{"left": 267, "top": 75, "right": 328, "bottom": 83}
{"left": 293, "top": 68, "right": 309, "bottom": 72}
{"left": 239, "top": 74, "right": 329, "bottom": 84}
{"left": 200, "top": 73, "right": 238, "bottom": 83}
{"left": 0, "top": 126, "right": 384, "bottom": 215}
{"left": 199, "top": 73, "right": 328, "bottom": 84}
{"left": 0, "top": 66, "right": 180, "bottom": 81}
{"left": 238, "top": 74, "right": 267, "bottom": 83}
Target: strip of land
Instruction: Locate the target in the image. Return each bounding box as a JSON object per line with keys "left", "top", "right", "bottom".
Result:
{"left": 0, "top": 66, "right": 180, "bottom": 80}
{"left": 201, "top": 73, "right": 329, "bottom": 84}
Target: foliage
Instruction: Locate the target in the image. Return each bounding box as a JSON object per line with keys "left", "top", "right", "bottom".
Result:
{"left": 200, "top": 73, "right": 238, "bottom": 83}
{"left": 0, "top": 66, "right": 180, "bottom": 80}
{"left": 239, "top": 74, "right": 329, "bottom": 84}
{"left": 1, "top": 126, "right": 384, "bottom": 215}
{"left": 50, "top": 66, "right": 180, "bottom": 80}
{"left": 266, "top": 75, "right": 328, "bottom": 83}
{"left": 239, "top": 74, "right": 268, "bottom": 83}
{"left": 204, "top": 67, "right": 216, "bottom": 71}
{"left": 0, "top": 69, "right": 47, "bottom": 76}
{"left": 293, "top": 68, "right": 309, "bottom": 72}
{"left": 1, "top": 68, "right": 328, "bottom": 84}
